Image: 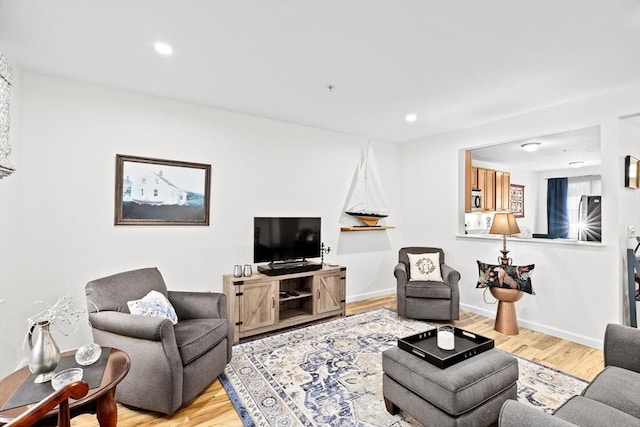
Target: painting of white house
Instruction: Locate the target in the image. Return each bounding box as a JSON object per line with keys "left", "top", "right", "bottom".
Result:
{"left": 116, "top": 155, "right": 211, "bottom": 225}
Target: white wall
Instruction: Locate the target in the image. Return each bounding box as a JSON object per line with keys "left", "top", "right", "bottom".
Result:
{"left": 0, "top": 62, "right": 25, "bottom": 380}
{"left": 400, "top": 84, "right": 640, "bottom": 349}
{"left": 0, "top": 72, "right": 402, "bottom": 377}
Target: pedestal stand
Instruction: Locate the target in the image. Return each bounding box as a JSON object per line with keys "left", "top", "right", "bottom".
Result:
{"left": 489, "top": 287, "right": 523, "bottom": 335}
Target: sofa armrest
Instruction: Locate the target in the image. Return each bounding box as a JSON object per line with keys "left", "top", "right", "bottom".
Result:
{"left": 394, "top": 263, "right": 407, "bottom": 283}
{"left": 441, "top": 263, "right": 461, "bottom": 286}
{"left": 169, "top": 291, "right": 232, "bottom": 362}
{"left": 89, "top": 311, "right": 175, "bottom": 342}
{"left": 442, "top": 263, "right": 461, "bottom": 319}
{"left": 394, "top": 262, "right": 408, "bottom": 317}
{"left": 168, "top": 291, "right": 227, "bottom": 321}
{"left": 604, "top": 323, "right": 640, "bottom": 373}
{"left": 499, "top": 400, "right": 577, "bottom": 427}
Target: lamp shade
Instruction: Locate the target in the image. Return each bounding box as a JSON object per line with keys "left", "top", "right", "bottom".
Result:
{"left": 489, "top": 212, "right": 521, "bottom": 236}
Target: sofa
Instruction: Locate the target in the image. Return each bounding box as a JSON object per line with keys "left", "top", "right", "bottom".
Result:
{"left": 85, "top": 267, "right": 232, "bottom": 414}
{"left": 499, "top": 323, "right": 640, "bottom": 426}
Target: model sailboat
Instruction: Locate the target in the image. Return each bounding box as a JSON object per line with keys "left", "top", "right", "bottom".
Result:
{"left": 345, "top": 143, "right": 390, "bottom": 226}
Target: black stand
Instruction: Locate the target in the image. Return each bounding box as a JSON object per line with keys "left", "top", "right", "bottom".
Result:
{"left": 321, "top": 243, "right": 331, "bottom": 265}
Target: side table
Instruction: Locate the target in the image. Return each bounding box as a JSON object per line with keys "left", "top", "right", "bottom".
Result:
{"left": 0, "top": 348, "right": 130, "bottom": 427}
{"left": 490, "top": 287, "right": 524, "bottom": 335}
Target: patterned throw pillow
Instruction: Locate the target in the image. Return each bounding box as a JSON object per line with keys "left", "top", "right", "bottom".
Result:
{"left": 127, "top": 290, "right": 179, "bottom": 324}
{"left": 407, "top": 252, "right": 443, "bottom": 282}
{"left": 476, "top": 261, "right": 535, "bottom": 295}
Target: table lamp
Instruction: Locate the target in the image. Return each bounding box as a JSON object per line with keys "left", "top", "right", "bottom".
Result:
{"left": 489, "top": 212, "right": 521, "bottom": 265}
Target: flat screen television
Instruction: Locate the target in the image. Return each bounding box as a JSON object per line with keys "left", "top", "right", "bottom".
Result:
{"left": 254, "top": 217, "right": 321, "bottom": 263}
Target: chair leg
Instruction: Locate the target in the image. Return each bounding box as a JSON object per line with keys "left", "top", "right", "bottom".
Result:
{"left": 384, "top": 397, "right": 399, "bottom": 415}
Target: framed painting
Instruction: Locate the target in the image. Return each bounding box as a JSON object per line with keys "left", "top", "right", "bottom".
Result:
{"left": 115, "top": 154, "right": 211, "bottom": 225}
{"left": 510, "top": 184, "right": 524, "bottom": 218}
{"left": 625, "top": 155, "right": 639, "bottom": 189}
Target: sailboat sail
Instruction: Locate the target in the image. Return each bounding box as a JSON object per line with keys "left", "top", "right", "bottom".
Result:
{"left": 345, "top": 143, "right": 390, "bottom": 220}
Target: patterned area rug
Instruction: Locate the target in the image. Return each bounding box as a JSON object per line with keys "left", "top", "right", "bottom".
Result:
{"left": 220, "top": 308, "right": 587, "bottom": 426}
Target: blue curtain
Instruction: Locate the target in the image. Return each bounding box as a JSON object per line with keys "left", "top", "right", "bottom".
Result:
{"left": 547, "top": 178, "right": 569, "bottom": 238}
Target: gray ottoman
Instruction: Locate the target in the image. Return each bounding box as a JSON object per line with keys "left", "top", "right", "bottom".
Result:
{"left": 382, "top": 346, "right": 518, "bottom": 427}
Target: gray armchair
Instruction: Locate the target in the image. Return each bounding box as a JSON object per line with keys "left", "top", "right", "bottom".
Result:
{"left": 498, "top": 323, "right": 640, "bottom": 426}
{"left": 85, "top": 267, "right": 232, "bottom": 415}
{"left": 394, "top": 247, "right": 460, "bottom": 320}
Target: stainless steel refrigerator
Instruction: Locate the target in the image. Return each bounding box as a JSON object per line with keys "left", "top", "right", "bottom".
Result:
{"left": 578, "top": 195, "right": 602, "bottom": 242}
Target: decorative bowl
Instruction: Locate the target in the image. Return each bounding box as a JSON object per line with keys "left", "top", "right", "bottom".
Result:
{"left": 75, "top": 343, "right": 102, "bottom": 366}
{"left": 51, "top": 368, "right": 83, "bottom": 390}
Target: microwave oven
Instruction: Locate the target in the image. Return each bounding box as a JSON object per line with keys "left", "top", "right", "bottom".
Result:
{"left": 471, "top": 189, "right": 482, "bottom": 211}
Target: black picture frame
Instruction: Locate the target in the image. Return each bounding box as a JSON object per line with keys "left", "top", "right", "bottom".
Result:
{"left": 115, "top": 154, "right": 211, "bottom": 225}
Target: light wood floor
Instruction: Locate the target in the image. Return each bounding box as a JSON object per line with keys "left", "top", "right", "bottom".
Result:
{"left": 72, "top": 294, "right": 604, "bottom": 426}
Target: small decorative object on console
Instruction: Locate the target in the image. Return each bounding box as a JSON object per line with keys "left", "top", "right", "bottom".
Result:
{"left": 233, "top": 265, "right": 242, "bottom": 277}
{"left": 243, "top": 264, "right": 252, "bottom": 277}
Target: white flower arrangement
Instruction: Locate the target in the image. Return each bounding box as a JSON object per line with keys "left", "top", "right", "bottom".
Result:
{"left": 27, "top": 296, "right": 85, "bottom": 336}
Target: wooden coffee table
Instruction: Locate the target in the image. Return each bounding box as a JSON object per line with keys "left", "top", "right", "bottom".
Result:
{"left": 0, "top": 348, "right": 130, "bottom": 427}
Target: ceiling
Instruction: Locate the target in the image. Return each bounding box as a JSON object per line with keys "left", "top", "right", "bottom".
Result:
{"left": 471, "top": 126, "right": 601, "bottom": 172}
{"left": 0, "top": 1, "right": 639, "bottom": 143}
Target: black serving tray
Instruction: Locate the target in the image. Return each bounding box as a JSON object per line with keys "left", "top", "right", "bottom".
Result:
{"left": 398, "top": 327, "right": 494, "bottom": 369}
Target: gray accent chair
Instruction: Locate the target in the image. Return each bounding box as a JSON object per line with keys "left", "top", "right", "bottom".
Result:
{"left": 85, "top": 267, "right": 232, "bottom": 415}
{"left": 394, "top": 247, "right": 460, "bottom": 320}
{"left": 499, "top": 323, "right": 640, "bottom": 426}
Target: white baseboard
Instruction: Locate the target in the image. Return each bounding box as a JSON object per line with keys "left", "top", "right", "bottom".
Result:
{"left": 346, "top": 287, "right": 396, "bottom": 303}
{"left": 460, "top": 303, "right": 603, "bottom": 350}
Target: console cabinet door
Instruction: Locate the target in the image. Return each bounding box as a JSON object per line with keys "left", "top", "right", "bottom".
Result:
{"left": 239, "top": 281, "right": 277, "bottom": 332}
{"left": 315, "top": 273, "right": 343, "bottom": 314}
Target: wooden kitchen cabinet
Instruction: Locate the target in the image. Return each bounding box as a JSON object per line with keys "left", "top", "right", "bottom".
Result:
{"left": 466, "top": 151, "right": 511, "bottom": 213}
{"left": 495, "top": 171, "right": 511, "bottom": 211}
{"left": 477, "top": 168, "right": 496, "bottom": 211}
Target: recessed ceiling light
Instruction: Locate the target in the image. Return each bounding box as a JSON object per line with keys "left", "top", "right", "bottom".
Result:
{"left": 521, "top": 142, "right": 541, "bottom": 152}
{"left": 569, "top": 161, "right": 584, "bottom": 168}
{"left": 405, "top": 114, "right": 417, "bottom": 123}
{"left": 154, "top": 42, "right": 173, "bottom": 55}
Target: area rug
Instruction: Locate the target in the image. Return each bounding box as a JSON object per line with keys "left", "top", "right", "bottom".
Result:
{"left": 220, "top": 308, "right": 588, "bottom": 426}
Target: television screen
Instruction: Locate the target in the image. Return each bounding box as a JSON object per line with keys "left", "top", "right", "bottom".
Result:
{"left": 254, "top": 217, "right": 321, "bottom": 263}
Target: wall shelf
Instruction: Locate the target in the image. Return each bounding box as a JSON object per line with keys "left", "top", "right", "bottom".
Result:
{"left": 340, "top": 226, "right": 395, "bottom": 232}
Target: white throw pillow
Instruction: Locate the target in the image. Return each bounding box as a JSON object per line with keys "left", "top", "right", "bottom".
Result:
{"left": 407, "top": 252, "right": 443, "bottom": 282}
{"left": 127, "top": 290, "right": 178, "bottom": 325}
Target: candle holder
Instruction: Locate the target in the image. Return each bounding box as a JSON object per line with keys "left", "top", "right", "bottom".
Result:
{"left": 437, "top": 325, "right": 455, "bottom": 351}
{"left": 233, "top": 265, "right": 242, "bottom": 278}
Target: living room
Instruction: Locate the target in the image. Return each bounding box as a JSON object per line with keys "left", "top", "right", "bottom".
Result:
{"left": 0, "top": 1, "right": 639, "bottom": 426}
